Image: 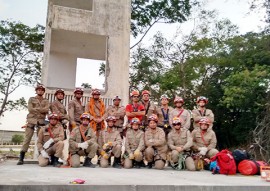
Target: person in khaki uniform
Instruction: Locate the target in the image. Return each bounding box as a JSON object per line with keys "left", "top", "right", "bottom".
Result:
{"left": 104, "top": 96, "right": 125, "bottom": 137}
{"left": 157, "top": 94, "right": 174, "bottom": 135}
{"left": 192, "top": 96, "right": 214, "bottom": 130}
{"left": 17, "top": 84, "right": 49, "bottom": 165}
{"left": 169, "top": 97, "right": 191, "bottom": 130}
{"left": 191, "top": 118, "right": 218, "bottom": 159}
{"left": 69, "top": 113, "right": 98, "bottom": 168}
{"left": 68, "top": 88, "right": 84, "bottom": 130}
{"left": 145, "top": 114, "right": 168, "bottom": 169}
{"left": 50, "top": 89, "right": 69, "bottom": 126}
{"left": 168, "top": 117, "right": 195, "bottom": 171}
{"left": 37, "top": 113, "right": 64, "bottom": 167}
{"left": 141, "top": 90, "right": 157, "bottom": 128}
{"left": 85, "top": 89, "right": 106, "bottom": 136}
{"left": 124, "top": 118, "right": 145, "bottom": 168}
{"left": 98, "top": 116, "right": 122, "bottom": 168}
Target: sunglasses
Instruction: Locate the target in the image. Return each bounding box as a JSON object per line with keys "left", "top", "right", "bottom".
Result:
{"left": 133, "top": 96, "right": 139, "bottom": 98}
{"left": 173, "top": 123, "right": 181, "bottom": 126}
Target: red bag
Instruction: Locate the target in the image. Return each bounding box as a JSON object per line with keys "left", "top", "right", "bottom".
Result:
{"left": 238, "top": 160, "right": 268, "bottom": 175}
{"left": 211, "top": 149, "right": 236, "bottom": 175}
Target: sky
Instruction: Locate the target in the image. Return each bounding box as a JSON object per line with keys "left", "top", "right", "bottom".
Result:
{"left": 0, "top": 0, "right": 267, "bottom": 131}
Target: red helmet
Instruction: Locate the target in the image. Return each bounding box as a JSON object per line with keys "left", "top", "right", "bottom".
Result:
{"left": 113, "top": 95, "right": 121, "bottom": 101}
{"left": 35, "top": 84, "right": 45, "bottom": 91}
{"left": 74, "top": 88, "right": 84, "bottom": 94}
{"left": 48, "top": 113, "right": 59, "bottom": 120}
{"left": 130, "top": 90, "right": 140, "bottom": 97}
{"left": 142, "top": 90, "right": 151, "bottom": 96}
{"left": 148, "top": 114, "right": 158, "bottom": 122}
{"left": 196, "top": 96, "right": 208, "bottom": 104}
{"left": 80, "top": 113, "right": 91, "bottom": 120}
{"left": 106, "top": 116, "right": 116, "bottom": 122}
{"left": 130, "top": 117, "right": 141, "bottom": 125}
{"left": 92, "top": 88, "right": 101, "bottom": 95}
{"left": 174, "top": 96, "right": 184, "bottom": 103}
{"left": 172, "top": 117, "right": 182, "bottom": 125}
{"left": 54, "top": 89, "right": 65, "bottom": 96}
{"left": 160, "top": 94, "right": 169, "bottom": 100}
{"left": 199, "top": 117, "right": 211, "bottom": 125}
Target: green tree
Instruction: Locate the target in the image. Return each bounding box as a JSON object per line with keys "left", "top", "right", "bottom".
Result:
{"left": 0, "top": 20, "right": 44, "bottom": 118}
{"left": 81, "top": 83, "right": 92, "bottom": 89}
{"left": 11, "top": 134, "right": 24, "bottom": 144}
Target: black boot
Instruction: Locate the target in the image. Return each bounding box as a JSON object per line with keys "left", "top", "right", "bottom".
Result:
{"left": 147, "top": 162, "right": 153, "bottom": 169}
{"left": 133, "top": 161, "right": 141, "bottom": 169}
{"left": 17, "top": 151, "right": 25, "bottom": 165}
{"left": 112, "top": 157, "right": 122, "bottom": 168}
{"left": 83, "top": 157, "right": 96, "bottom": 168}
{"left": 52, "top": 157, "right": 61, "bottom": 167}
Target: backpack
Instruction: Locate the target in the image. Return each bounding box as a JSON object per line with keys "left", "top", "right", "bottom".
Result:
{"left": 211, "top": 149, "right": 236, "bottom": 175}
{"left": 232, "top": 149, "right": 249, "bottom": 165}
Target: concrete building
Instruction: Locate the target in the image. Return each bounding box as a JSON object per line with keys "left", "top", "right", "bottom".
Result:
{"left": 41, "top": 0, "right": 131, "bottom": 105}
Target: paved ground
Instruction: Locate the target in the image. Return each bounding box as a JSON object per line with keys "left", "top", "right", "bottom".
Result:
{"left": 1, "top": 160, "right": 269, "bottom": 186}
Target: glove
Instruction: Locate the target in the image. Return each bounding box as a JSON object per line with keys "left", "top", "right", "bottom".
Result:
{"left": 129, "top": 153, "right": 134, "bottom": 160}
{"left": 71, "top": 121, "right": 77, "bottom": 129}
{"left": 103, "top": 143, "right": 111, "bottom": 150}
{"left": 198, "top": 147, "right": 208, "bottom": 156}
{"left": 108, "top": 142, "right": 113, "bottom": 146}
{"left": 134, "top": 150, "right": 140, "bottom": 158}
{"left": 41, "top": 150, "right": 50, "bottom": 158}
{"left": 78, "top": 141, "right": 89, "bottom": 149}
{"left": 43, "top": 138, "right": 54, "bottom": 149}
{"left": 62, "top": 119, "right": 69, "bottom": 125}
{"left": 100, "top": 150, "right": 109, "bottom": 159}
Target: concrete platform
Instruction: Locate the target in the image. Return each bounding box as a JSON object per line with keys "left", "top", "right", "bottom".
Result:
{"left": 0, "top": 160, "right": 269, "bottom": 191}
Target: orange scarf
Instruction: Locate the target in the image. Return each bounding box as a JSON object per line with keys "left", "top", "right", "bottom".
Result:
{"left": 88, "top": 98, "right": 106, "bottom": 132}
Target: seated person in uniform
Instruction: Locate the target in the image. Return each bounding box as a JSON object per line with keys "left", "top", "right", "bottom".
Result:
{"left": 124, "top": 117, "right": 145, "bottom": 168}
{"left": 69, "top": 113, "right": 98, "bottom": 168}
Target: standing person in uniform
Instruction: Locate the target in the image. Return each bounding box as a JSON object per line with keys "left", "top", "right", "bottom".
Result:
{"left": 69, "top": 113, "right": 98, "bottom": 168}
{"left": 192, "top": 96, "right": 214, "bottom": 130}
{"left": 68, "top": 88, "right": 84, "bottom": 130}
{"left": 104, "top": 96, "right": 125, "bottom": 137}
{"left": 145, "top": 114, "right": 168, "bottom": 170}
{"left": 191, "top": 118, "right": 218, "bottom": 159}
{"left": 37, "top": 113, "right": 64, "bottom": 167}
{"left": 168, "top": 117, "right": 195, "bottom": 171}
{"left": 157, "top": 94, "right": 174, "bottom": 135}
{"left": 169, "top": 97, "right": 191, "bottom": 130}
{"left": 125, "top": 90, "right": 145, "bottom": 126}
{"left": 124, "top": 117, "right": 145, "bottom": 168}
{"left": 17, "top": 84, "right": 49, "bottom": 165}
{"left": 98, "top": 116, "right": 122, "bottom": 168}
{"left": 141, "top": 90, "right": 157, "bottom": 129}
{"left": 85, "top": 88, "right": 106, "bottom": 136}
{"left": 50, "top": 89, "right": 69, "bottom": 135}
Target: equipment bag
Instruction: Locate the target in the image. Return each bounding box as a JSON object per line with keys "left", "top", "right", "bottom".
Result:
{"left": 211, "top": 149, "right": 236, "bottom": 175}
{"left": 232, "top": 149, "right": 249, "bottom": 165}
{"left": 238, "top": 160, "right": 268, "bottom": 175}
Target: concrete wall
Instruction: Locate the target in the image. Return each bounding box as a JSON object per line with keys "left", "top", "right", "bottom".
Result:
{"left": 42, "top": 0, "right": 131, "bottom": 105}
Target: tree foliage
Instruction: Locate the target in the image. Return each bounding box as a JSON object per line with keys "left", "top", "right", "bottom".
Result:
{"left": 0, "top": 20, "right": 44, "bottom": 118}
{"left": 11, "top": 134, "right": 24, "bottom": 144}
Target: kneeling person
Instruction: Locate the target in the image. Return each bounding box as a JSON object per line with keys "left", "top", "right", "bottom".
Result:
{"left": 37, "top": 113, "right": 64, "bottom": 167}
{"left": 69, "top": 113, "right": 98, "bottom": 168}
{"left": 145, "top": 114, "right": 168, "bottom": 170}
{"left": 124, "top": 118, "right": 145, "bottom": 168}
{"left": 168, "top": 117, "right": 195, "bottom": 171}
{"left": 98, "top": 116, "right": 122, "bottom": 168}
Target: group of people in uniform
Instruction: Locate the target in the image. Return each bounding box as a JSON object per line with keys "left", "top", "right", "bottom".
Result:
{"left": 17, "top": 85, "right": 219, "bottom": 170}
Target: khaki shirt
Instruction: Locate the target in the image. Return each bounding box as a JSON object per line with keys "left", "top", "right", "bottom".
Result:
{"left": 192, "top": 108, "right": 214, "bottom": 129}
{"left": 37, "top": 124, "right": 64, "bottom": 152}
{"left": 50, "top": 100, "right": 69, "bottom": 121}
{"left": 145, "top": 127, "right": 167, "bottom": 151}
{"left": 167, "top": 128, "right": 192, "bottom": 151}
{"left": 125, "top": 129, "right": 145, "bottom": 154}
{"left": 68, "top": 99, "right": 84, "bottom": 123}
{"left": 69, "top": 126, "right": 97, "bottom": 154}
{"left": 156, "top": 106, "right": 174, "bottom": 127}
{"left": 191, "top": 129, "right": 217, "bottom": 151}
{"left": 98, "top": 129, "right": 122, "bottom": 152}
{"left": 26, "top": 96, "right": 49, "bottom": 125}
{"left": 169, "top": 108, "right": 191, "bottom": 129}
{"left": 104, "top": 105, "right": 125, "bottom": 127}
{"left": 141, "top": 101, "right": 157, "bottom": 125}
